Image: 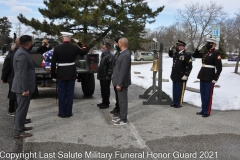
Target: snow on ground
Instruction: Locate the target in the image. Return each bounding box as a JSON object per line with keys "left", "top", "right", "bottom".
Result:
{"left": 131, "top": 53, "right": 240, "bottom": 111}
{"left": 0, "top": 53, "right": 239, "bottom": 111}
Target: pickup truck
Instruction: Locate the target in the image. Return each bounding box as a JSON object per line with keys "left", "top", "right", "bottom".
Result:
{"left": 30, "top": 38, "right": 99, "bottom": 97}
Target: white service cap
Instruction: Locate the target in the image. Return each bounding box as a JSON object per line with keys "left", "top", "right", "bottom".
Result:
{"left": 206, "top": 38, "right": 217, "bottom": 43}
{"left": 60, "top": 32, "right": 73, "bottom": 37}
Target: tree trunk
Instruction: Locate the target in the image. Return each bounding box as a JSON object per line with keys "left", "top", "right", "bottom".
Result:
{"left": 234, "top": 49, "right": 240, "bottom": 73}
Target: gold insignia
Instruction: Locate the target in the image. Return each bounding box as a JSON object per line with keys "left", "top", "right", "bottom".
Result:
{"left": 217, "top": 55, "right": 221, "bottom": 60}
{"left": 189, "top": 59, "right": 192, "bottom": 62}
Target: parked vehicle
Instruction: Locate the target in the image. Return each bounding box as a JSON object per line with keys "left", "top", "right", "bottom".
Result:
{"left": 228, "top": 56, "right": 239, "bottom": 61}
{"left": 134, "top": 52, "right": 154, "bottom": 61}
{"left": 30, "top": 38, "right": 99, "bottom": 97}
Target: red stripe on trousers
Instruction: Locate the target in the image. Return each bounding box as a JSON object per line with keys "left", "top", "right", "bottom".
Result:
{"left": 207, "top": 83, "right": 215, "bottom": 115}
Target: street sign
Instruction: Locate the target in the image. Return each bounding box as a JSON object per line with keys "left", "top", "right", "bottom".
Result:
{"left": 212, "top": 25, "right": 220, "bottom": 39}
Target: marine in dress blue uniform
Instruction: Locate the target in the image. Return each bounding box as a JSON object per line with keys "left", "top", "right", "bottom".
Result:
{"left": 168, "top": 40, "right": 193, "bottom": 108}
{"left": 192, "top": 38, "right": 222, "bottom": 117}
{"left": 51, "top": 32, "right": 88, "bottom": 118}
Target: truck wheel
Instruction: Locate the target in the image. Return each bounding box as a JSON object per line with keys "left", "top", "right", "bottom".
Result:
{"left": 81, "top": 73, "right": 95, "bottom": 97}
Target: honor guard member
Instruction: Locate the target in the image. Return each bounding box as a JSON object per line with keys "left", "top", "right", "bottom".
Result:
{"left": 192, "top": 38, "right": 222, "bottom": 117}
{"left": 168, "top": 40, "right": 192, "bottom": 108}
{"left": 51, "top": 32, "right": 88, "bottom": 118}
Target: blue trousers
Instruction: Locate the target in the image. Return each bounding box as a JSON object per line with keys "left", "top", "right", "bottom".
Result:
{"left": 172, "top": 81, "right": 186, "bottom": 107}
{"left": 57, "top": 79, "right": 75, "bottom": 117}
{"left": 200, "top": 80, "right": 214, "bottom": 115}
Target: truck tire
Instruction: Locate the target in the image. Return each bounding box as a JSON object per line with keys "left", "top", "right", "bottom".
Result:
{"left": 81, "top": 73, "right": 95, "bottom": 97}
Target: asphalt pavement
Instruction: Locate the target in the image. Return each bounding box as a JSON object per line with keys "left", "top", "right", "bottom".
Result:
{"left": 0, "top": 63, "right": 240, "bottom": 160}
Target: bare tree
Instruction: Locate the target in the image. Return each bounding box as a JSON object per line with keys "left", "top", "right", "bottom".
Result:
{"left": 14, "top": 22, "right": 34, "bottom": 37}
{"left": 227, "top": 12, "right": 240, "bottom": 73}
{"left": 176, "top": 2, "right": 227, "bottom": 51}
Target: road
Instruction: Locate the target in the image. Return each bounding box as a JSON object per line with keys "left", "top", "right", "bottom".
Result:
{"left": 0, "top": 63, "right": 240, "bottom": 160}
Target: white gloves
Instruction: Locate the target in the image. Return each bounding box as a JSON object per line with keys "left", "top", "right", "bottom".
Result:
{"left": 212, "top": 80, "right": 217, "bottom": 83}
{"left": 170, "top": 45, "right": 175, "bottom": 51}
{"left": 72, "top": 38, "right": 79, "bottom": 43}
{"left": 52, "top": 78, "right": 56, "bottom": 82}
{"left": 181, "top": 75, "right": 188, "bottom": 80}
{"left": 198, "top": 43, "right": 205, "bottom": 50}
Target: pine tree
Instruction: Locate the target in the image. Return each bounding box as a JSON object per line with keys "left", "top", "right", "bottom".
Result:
{"left": 218, "top": 35, "right": 227, "bottom": 59}
{"left": 17, "top": 0, "right": 164, "bottom": 49}
{"left": 0, "top": 17, "right": 12, "bottom": 49}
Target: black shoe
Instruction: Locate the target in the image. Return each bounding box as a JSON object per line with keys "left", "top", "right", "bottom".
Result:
{"left": 196, "top": 112, "right": 204, "bottom": 115}
{"left": 66, "top": 114, "right": 73, "bottom": 118}
{"left": 97, "top": 103, "right": 104, "bottom": 107}
{"left": 58, "top": 114, "right": 66, "bottom": 118}
{"left": 113, "top": 112, "right": 120, "bottom": 117}
{"left": 170, "top": 104, "right": 177, "bottom": 107}
{"left": 25, "top": 119, "right": 31, "bottom": 124}
{"left": 110, "top": 107, "right": 120, "bottom": 114}
{"left": 99, "top": 104, "right": 109, "bottom": 109}
{"left": 174, "top": 106, "right": 182, "bottom": 108}
{"left": 24, "top": 127, "right": 33, "bottom": 131}
{"left": 202, "top": 114, "right": 210, "bottom": 117}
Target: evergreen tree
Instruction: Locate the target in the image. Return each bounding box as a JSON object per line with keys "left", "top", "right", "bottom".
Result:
{"left": 17, "top": 0, "right": 164, "bottom": 49}
{"left": 0, "top": 17, "right": 12, "bottom": 48}
{"left": 218, "top": 35, "right": 227, "bottom": 59}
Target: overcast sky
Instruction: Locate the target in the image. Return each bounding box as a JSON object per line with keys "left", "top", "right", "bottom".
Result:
{"left": 0, "top": 0, "right": 239, "bottom": 36}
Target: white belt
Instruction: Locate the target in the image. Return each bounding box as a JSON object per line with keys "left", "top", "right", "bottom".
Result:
{"left": 58, "top": 62, "right": 75, "bottom": 66}
{"left": 202, "top": 64, "right": 215, "bottom": 68}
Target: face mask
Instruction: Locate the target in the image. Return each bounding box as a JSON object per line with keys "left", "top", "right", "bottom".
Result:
{"left": 101, "top": 48, "right": 105, "bottom": 53}
{"left": 176, "top": 47, "right": 179, "bottom": 52}
{"left": 114, "top": 44, "right": 119, "bottom": 50}
{"left": 206, "top": 42, "right": 213, "bottom": 50}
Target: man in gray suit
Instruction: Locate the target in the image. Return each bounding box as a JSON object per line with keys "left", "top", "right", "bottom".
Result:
{"left": 12, "top": 35, "right": 36, "bottom": 138}
{"left": 111, "top": 37, "right": 131, "bottom": 125}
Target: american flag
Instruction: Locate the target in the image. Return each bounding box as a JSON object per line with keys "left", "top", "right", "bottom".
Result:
{"left": 42, "top": 49, "right": 54, "bottom": 69}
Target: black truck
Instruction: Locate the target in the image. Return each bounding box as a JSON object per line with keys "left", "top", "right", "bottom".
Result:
{"left": 30, "top": 38, "right": 99, "bottom": 97}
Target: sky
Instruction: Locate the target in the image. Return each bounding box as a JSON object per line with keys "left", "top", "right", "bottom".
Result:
{"left": 0, "top": 0, "right": 240, "bottom": 37}
{"left": 0, "top": 52, "right": 239, "bottom": 111}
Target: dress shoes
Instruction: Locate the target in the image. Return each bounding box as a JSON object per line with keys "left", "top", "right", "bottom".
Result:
{"left": 174, "top": 106, "right": 182, "bottom": 108}
{"left": 110, "top": 107, "right": 120, "bottom": 114}
{"left": 58, "top": 114, "right": 66, "bottom": 118}
{"left": 170, "top": 104, "right": 177, "bottom": 107}
{"left": 97, "top": 103, "right": 104, "bottom": 107}
{"left": 58, "top": 114, "right": 73, "bottom": 118}
{"left": 196, "top": 112, "right": 204, "bottom": 115}
{"left": 24, "top": 127, "right": 33, "bottom": 131}
{"left": 14, "top": 132, "right": 32, "bottom": 138}
{"left": 202, "top": 114, "right": 210, "bottom": 117}
{"left": 99, "top": 104, "right": 109, "bottom": 109}
{"left": 66, "top": 114, "right": 73, "bottom": 118}
{"left": 25, "top": 119, "right": 31, "bottom": 124}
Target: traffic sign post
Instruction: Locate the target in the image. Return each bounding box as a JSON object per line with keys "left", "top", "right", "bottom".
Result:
{"left": 212, "top": 25, "right": 220, "bottom": 49}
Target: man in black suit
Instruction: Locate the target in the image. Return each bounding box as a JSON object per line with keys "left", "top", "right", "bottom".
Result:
{"left": 168, "top": 40, "right": 192, "bottom": 108}
{"left": 97, "top": 43, "right": 113, "bottom": 109}
{"left": 1, "top": 39, "right": 20, "bottom": 116}
{"left": 111, "top": 38, "right": 131, "bottom": 125}
{"left": 12, "top": 35, "right": 36, "bottom": 138}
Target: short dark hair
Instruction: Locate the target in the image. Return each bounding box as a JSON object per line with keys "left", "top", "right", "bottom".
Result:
{"left": 103, "top": 42, "right": 111, "bottom": 50}
{"left": 20, "top": 35, "right": 32, "bottom": 45}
